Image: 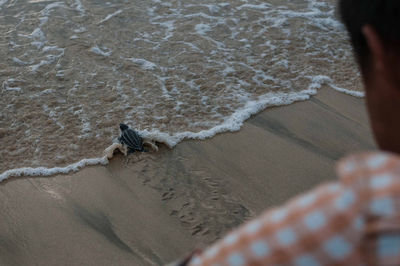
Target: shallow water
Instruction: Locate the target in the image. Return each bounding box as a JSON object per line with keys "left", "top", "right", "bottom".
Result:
{"left": 0, "top": 0, "right": 362, "bottom": 174}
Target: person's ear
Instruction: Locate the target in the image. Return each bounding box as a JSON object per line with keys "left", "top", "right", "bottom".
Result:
{"left": 362, "top": 25, "right": 386, "bottom": 72}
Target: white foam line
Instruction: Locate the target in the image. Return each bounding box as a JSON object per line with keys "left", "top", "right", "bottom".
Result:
{"left": 1, "top": 86, "right": 362, "bottom": 181}
{"left": 90, "top": 45, "right": 111, "bottom": 57}
{"left": 98, "top": 9, "right": 123, "bottom": 24}
{"left": 0, "top": 90, "right": 317, "bottom": 181}
{"left": 237, "top": 3, "right": 271, "bottom": 10}
{"left": 329, "top": 84, "right": 365, "bottom": 98}
{"left": 308, "top": 75, "right": 365, "bottom": 98}
{"left": 126, "top": 58, "right": 157, "bottom": 70}
{"left": 0, "top": 156, "right": 109, "bottom": 182}
{"left": 140, "top": 89, "right": 318, "bottom": 147}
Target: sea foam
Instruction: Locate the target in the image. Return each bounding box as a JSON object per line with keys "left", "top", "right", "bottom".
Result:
{"left": 0, "top": 157, "right": 109, "bottom": 182}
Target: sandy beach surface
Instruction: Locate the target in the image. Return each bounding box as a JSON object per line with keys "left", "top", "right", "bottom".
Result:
{"left": 0, "top": 87, "right": 375, "bottom": 266}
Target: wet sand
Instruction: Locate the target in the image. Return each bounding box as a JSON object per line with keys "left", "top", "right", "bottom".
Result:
{"left": 0, "top": 87, "right": 375, "bottom": 266}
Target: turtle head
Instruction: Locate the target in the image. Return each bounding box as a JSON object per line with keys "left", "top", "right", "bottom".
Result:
{"left": 119, "top": 123, "right": 129, "bottom": 131}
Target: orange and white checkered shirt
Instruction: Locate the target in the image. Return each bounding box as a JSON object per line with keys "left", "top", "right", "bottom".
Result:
{"left": 188, "top": 152, "right": 400, "bottom": 266}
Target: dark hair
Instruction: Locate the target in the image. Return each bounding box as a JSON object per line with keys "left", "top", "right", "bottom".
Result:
{"left": 339, "top": 0, "right": 400, "bottom": 71}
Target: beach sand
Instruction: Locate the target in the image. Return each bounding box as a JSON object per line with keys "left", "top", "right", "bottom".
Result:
{"left": 0, "top": 87, "right": 375, "bottom": 266}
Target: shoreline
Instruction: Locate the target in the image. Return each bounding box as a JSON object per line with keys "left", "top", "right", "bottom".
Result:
{"left": 0, "top": 85, "right": 364, "bottom": 183}
{"left": 0, "top": 88, "right": 318, "bottom": 182}
{"left": 0, "top": 87, "right": 375, "bottom": 265}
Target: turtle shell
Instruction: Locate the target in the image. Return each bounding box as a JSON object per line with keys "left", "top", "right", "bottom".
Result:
{"left": 118, "top": 126, "right": 143, "bottom": 152}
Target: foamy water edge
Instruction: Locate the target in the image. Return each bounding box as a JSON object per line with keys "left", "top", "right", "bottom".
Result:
{"left": 0, "top": 85, "right": 364, "bottom": 182}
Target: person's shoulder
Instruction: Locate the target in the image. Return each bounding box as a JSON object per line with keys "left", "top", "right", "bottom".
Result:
{"left": 336, "top": 151, "right": 400, "bottom": 189}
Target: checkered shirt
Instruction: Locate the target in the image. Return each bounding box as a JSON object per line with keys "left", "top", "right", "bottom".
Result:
{"left": 188, "top": 152, "right": 400, "bottom": 266}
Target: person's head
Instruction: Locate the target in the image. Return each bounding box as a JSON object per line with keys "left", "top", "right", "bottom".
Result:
{"left": 339, "top": 0, "right": 400, "bottom": 154}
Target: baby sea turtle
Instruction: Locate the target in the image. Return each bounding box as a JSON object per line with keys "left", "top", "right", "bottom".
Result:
{"left": 118, "top": 123, "right": 145, "bottom": 154}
